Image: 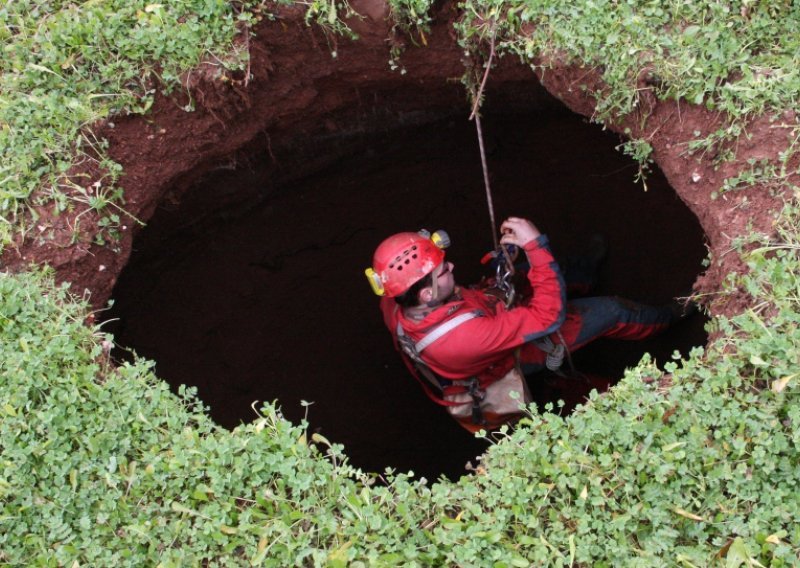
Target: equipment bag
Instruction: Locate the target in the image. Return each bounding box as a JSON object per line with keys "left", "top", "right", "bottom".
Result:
{"left": 440, "top": 354, "right": 531, "bottom": 433}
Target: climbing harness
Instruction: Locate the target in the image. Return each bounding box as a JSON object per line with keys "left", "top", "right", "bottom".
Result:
{"left": 395, "top": 310, "right": 485, "bottom": 419}
{"left": 395, "top": 308, "right": 531, "bottom": 432}
{"left": 397, "top": 309, "right": 481, "bottom": 368}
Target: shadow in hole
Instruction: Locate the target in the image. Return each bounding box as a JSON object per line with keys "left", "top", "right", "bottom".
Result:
{"left": 104, "top": 111, "right": 707, "bottom": 482}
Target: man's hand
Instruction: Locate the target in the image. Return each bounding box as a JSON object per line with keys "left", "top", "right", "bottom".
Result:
{"left": 500, "top": 217, "right": 541, "bottom": 248}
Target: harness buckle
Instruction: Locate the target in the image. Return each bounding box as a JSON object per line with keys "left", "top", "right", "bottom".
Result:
{"left": 468, "top": 377, "right": 487, "bottom": 425}
{"left": 545, "top": 342, "right": 565, "bottom": 372}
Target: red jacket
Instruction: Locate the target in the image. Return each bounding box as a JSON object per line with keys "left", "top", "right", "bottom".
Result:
{"left": 381, "top": 235, "right": 566, "bottom": 387}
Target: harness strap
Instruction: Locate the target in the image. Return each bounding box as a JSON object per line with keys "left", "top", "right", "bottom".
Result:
{"left": 415, "top": 311, "right": 481, "bottom": 353}
{"left": 395, "top": 309, "right": 482, "bottom": 404}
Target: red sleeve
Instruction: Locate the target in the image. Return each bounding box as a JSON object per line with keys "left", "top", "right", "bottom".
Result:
{"left": 424, "top": 235, "right": 566, "bottom": 378}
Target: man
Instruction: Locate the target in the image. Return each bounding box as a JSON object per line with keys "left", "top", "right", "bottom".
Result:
{"left": 366, "top": 217, "right": 681, "bottom": 432}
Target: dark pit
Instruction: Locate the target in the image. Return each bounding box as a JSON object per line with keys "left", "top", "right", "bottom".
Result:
{"left": 104, "top": 107, "right": 707, "bottom": 481}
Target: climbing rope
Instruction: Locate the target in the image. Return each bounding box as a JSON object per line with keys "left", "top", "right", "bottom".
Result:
{"left": 469, "top": 21, "right": 500, "bottom": 251}
{"left": 468, "top": 22, "right": 516, "bottom": 306}
{"left": 474, "top": 112, "right": 500, "bottom": 251}
{"left": 466, "top": 25, "right": 582, "bottom": 379}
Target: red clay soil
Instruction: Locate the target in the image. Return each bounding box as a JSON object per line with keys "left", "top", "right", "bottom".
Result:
{"left": 2, "top": 2, "right": 796, "bottom": 477}
{"left": 2, "top": 2, "right": 791, "bottom": 313}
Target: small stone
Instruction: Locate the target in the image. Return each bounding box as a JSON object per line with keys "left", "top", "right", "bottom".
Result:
{"left": 691, "top": 172, "right": 702, "bottom": 183}
{"left": 99, "top": 265, "right": 106, "bottom": 271}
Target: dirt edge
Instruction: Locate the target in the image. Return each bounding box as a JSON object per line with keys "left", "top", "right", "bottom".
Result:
{"left": 2, "top": 4, "right": 792, "bottom": 318}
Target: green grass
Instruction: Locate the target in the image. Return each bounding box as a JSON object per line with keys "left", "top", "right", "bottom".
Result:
{"left": 1, "top": 207, "right": 798, "bottom": 564}
{"left": 0, "top": 0, "right": 280, "bottom": 249}
{"left": 1, "top": 0, "right": 426, "bottom": 250}
{"left": 459, "top": 1, "right": 800, "bottom": 118}
{"left": 457, "top": 0, "right": 800, "bottom": 187}
{"left": 2, "top": 0, "right": 800, "bottom": 564}
{"left": 4, "top": 0, "right": 796, "bottom": 249}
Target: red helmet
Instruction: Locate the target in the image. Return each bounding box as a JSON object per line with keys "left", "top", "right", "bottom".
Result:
{"left": 365, "top": 231, "right": 449, "bottom": 297}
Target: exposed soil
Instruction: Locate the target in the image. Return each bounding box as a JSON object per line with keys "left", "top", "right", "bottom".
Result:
{"left": 2, "top": 2, "right": 795, "bottom": 479}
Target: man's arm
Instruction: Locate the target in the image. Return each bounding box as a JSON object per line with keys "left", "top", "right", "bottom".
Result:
{"left": 498, "top": 217, "right": 566, "bottom": 342}
{"left": 425, "top": 219, "right": 566, "bottom": 378}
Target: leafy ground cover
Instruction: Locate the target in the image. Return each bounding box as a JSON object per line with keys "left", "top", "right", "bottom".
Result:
{"left": 0, "top": 0, "right": 436, "bottom": 250}
{"left": 1, "top": 209, "right": 798, "bottom": 564}
{"left": 460, "top": 0, "right": 800, "bottom": 118}
{"left": 3, "top": 0, "right": 798, "bottom": 252}
{"left": 457, "top": 0, "right": 800, "bottom": 188}
{"left": 0, "top": 0, "right": 284, "bottom": 249}
{"left": 1, "top": 0, "right": 800, "bottom": 564}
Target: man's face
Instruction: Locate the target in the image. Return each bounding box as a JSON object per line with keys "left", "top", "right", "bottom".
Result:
{"left": 429, "top": 261, "right": 456, "bottom": 303}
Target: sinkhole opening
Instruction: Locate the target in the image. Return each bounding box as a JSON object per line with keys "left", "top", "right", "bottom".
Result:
{"left": 105, "top": 108, "right": 708, "bottom": 481}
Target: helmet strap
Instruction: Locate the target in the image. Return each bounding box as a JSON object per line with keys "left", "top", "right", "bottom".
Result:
{"left": 425, "top": 298, "right": 444, "bottom": 308}
{"left": 424, "top": 266, "right": 443, "bottom": 308}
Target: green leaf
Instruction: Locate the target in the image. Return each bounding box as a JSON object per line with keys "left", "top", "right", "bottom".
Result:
{"left": 683, "top": 25, "right": 700, "bottom": 37}
{"left": 725, "top": 537, "right": 751, "bottom": 568}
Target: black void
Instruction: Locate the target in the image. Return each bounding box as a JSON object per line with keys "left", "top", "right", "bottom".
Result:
{"left": 105, "top": 109, "right": 707, "bottom": 481}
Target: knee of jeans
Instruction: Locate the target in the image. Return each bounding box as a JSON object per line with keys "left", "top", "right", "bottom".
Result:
{"left": 614, "top": 296, "right": 648, "bottom": 316}
{"left": 595, "top": 296, "right": 626, "bottom": 319}
{"left": 612, "top": 297, "right": 628, "bottom": 312}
